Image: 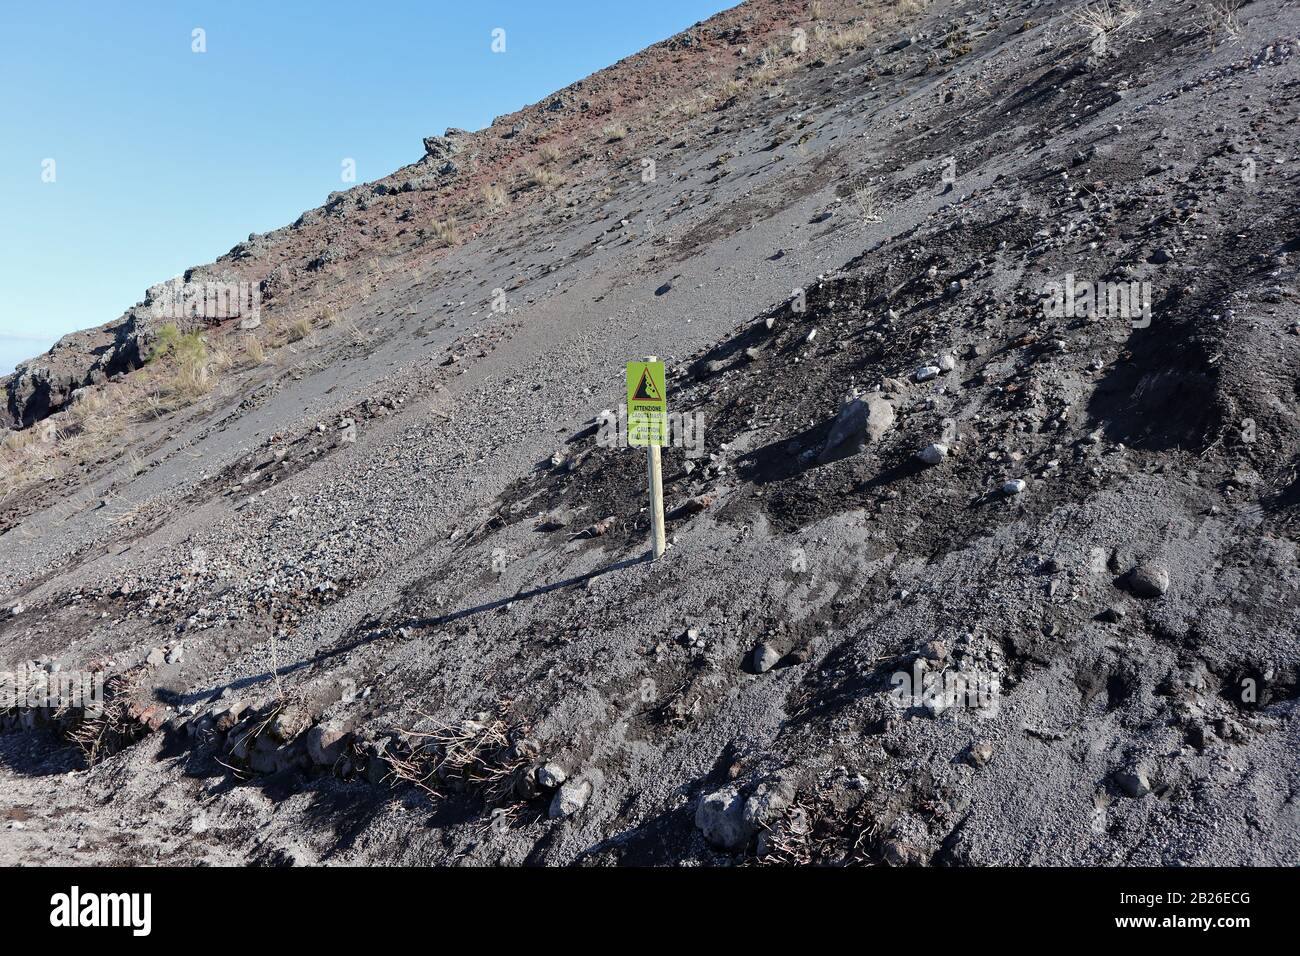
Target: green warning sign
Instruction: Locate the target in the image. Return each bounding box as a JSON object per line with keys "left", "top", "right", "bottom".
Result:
{"left": 626, "top": 360, "right": 667, "bottom": 446}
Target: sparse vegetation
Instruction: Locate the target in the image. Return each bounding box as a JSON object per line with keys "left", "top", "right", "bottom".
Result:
{"left": 1, "top": 427, "right": 53, "bottom": 499}
{"left": 751, "top": 45, "right": 800, "bottom": 88}
{"left": 243, "top": 333, "right": 266, "bottom": 365}
{"left": 1199, "top": 0, "right": 1245, "bottom": 43}
{"left": 148, "top": 324, "right": 215, "bottom": 401}
{"left": 287, "top": 318, "right": 313, "bottom": 343}
{"left": 0, "top": 320, "right": 245, "bottom": 501}
{"left": 65, "top": 667, "right": 151, "bottom": 767}
{"left": 824, "top": 21, "right": 874, "bottom": 51}
{"left": 148, "top": 323, "right": 195, "bottom": 363}
{"left": 430, "top": 215, "right": 460, "bottom": 247}
{"left": 340, "top": 316, "right": 370, "bottom": 345}
{"left": 387, "top": 703, "right": 539, "bottom": 818}
{"left": 481, "top": 182, "right": 509, "bottom": 210}
{"left": 1070, "top": 0, "right": 1140, "bottom": 38}
{"left": 526, "top": 167, "right": 565, "bottom": 192}
{"left": 674, "top": 96, "right": 703, "bottom": 119}
{"left": 943, "top": 19, "right": 972, "bottom": 56}
{"left": 671, "top": 91, "right": 717, "bottom": 119}
{"left": 65, "top": 387, "right": 108, "bottom": 430}
{"left": 601, "top": 122, "right": 629, "bottom": 142}
{"left": 537, "top": 143, "right": 563, "bottom": 166}
{"left": 0, "top": 383, "right": 146, "bottom": 502}
{"left": 850, "top": 184, "right": 883, "bottom": 223}
{"left": 123, "top": 449, "right": 146, "bottom": 477}
{"left": 208, "top": 336, "right": 237, "bottom": 375}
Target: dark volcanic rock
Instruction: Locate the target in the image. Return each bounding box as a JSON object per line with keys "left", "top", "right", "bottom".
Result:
{"left": 3, "top": 310, "right": 148, "bottom": 428}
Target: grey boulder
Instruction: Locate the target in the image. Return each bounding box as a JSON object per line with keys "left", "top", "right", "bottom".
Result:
{"left": 695, "top": 785, "right": 756, "bottom": 851}
{"left": 549, "top": 778, "right": 593, "bottom": 819}
{"left": 1127, "top": 562, "right": 1170, "bottom": 598}
{"left": 306, "top": 721, "right": 349, "bottom": 767}
{"left": 819, "top": 392, "right": 894, "bottom": 462}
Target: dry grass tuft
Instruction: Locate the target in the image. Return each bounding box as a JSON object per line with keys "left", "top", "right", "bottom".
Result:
{"left": 851, "top": 184, "right": 884, "bottom": 223}
{"left": 340, "top": 316, "right": 371, "bottom": 345}
{"left": 671, "top": 91, "right": 717, "bottom": 119}
{"left": 894, "top": 0, "right": 931, "bottom": 17}
{"left": 601, "top": 122, "right": 629, "bottom": 142}
{"left": 751, "top": 45, "right": 800, "bottom": 88}
{"left": 481, "top": 182, "right": 509, "bottom": 211}
{"left": 387, "top": 701, "right": 539, "bottom": 815}
{"left": 1199, "top": 0, "right": 1246, "bottom": 43}
{"left": 243, "top": 333, "right": 266, "bottom": 365}
{"left": 208, "top": 337, "right": 237, "bottom": 375}
{"left": 1070, "top": 0, "right": 1140, "bottom": 38}
{"left": 287, "top": 317, "right": 313, "bottom": 343}
{"left": 65, "top": 667, "right": 151, "bottom": 767}
{"left": 750, "top": 797, "right": 884, "bottom": 866}
{"left": 149, "top": 323, "right": 215, "bottom": 401}
{"left": 526, "top": 167, "right": 565, "bottom": 193}
{"left": 429, "top": 216, "right": 460, "bottom": 248}
{"left": 824, "top": 21, "right": 874, "bottom": 51}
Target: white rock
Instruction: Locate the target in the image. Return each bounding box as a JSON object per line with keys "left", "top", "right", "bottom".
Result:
{"left": 914, "top": 365, "right": 941, "bottom": 382}
{"left": 549, "top": 778, "right": 592, "bottom": 819}
{"left": 1001, "top": 478, "right": 1027, "bottom": 495}
{"left": 536, "top": 762, "right": 568, "bottom": 788}
{"left": 752, "top": 643, "right": 780, "bottom": 673}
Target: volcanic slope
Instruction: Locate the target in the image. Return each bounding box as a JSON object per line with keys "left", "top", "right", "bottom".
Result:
{"left": 1, "top": 0, "right": 1299, "bottom": 866}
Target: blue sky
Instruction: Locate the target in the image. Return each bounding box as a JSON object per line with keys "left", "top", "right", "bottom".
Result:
{"left": 0, "top": 0, "right": 735, "bottom": 374}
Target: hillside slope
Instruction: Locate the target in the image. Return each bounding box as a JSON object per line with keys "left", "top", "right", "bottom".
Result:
{"left": 2, "top": 0, "right": 1299, "bottom": 866}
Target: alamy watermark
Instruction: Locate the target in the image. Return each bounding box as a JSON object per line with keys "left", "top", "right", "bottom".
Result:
{"left": 890, "top": 659, "right": 1000, "bottom": 717}
{"left": 149, "top": 278, "right": 261, "bottom": 322}
{"left": 1, "top": 664, "right": 105, "bottom": 716}
{"left": 50, "top": 886, "right": 151, "bottom": 936}
{"left": 596, "top": 405, "right": 705, "bottom": 457}
{"left": 1041, "top": 273, "right": 1152, "bottom": 328}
